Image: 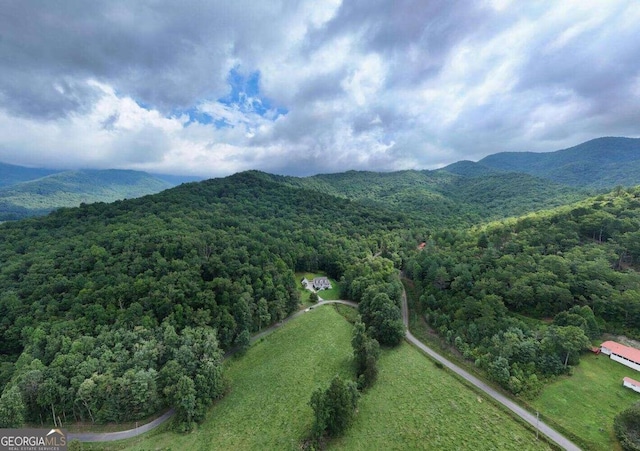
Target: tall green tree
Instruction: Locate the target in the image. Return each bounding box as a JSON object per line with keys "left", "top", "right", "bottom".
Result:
{"left": 0, "top": 385, "right": 25, "bottom": 427}
{"left": 359, "top": 293, "right": 404, "bottom": 346}
{"left": 351, "top": 318, "right": 380, "bottom": 389}
{"left": 174, "top": 375, "right": 197, "bottom": 432}
{"left": 309, "top": 375, "right": 359, "bottom": 438}
{"left": 543, "top": 325, "right": 591, "bottom": 367}
{"left": 614, "top": 402, "right": 640, "bottom": 451}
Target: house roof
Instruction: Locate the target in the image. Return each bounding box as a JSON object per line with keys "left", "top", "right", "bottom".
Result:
{"left": 601, "top": 341, "right": 640, "bottom": 364}
{"left": 624, "top": 376, "right": 640, "bottom": 385}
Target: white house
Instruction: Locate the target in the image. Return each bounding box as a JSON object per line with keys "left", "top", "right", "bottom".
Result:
{"left": 600, "top": 341, "right": 640, "bottom": 372}
{"left": 312, "top": 277, "right": 332, "bottom": 291}
{"left": 623, "top": 377, "right": 640, "bottom": 394}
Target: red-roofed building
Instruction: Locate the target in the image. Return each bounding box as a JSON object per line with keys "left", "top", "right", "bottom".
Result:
{"left": 623, "top": 377, "right": 640, "bottom": 393}
{"left": 601, "top": 341, "right": 640, "bottom": 372}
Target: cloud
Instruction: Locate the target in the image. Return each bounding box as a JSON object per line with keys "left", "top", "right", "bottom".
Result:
{"left": 0, "top": 0, "right": 639, "bottom": 176}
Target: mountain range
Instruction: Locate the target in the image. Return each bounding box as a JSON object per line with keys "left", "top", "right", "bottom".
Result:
{"left": 446, "top": 136, "right": 640, "bottom": 188}
{"left": 0, "top": 136, "right": 639, "bottom": 221}
{"left": 0, "top": 167, "right": 201, "bottom": 221}
{"left": 1, "top": 136, "right": 639, "bottom": 450}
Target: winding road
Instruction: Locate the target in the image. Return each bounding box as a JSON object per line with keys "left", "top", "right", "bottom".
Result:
{"left": 67, "top": 408, "right": 174, "bottom": 443}
{"left": 67, "top": 298, "right": 356, "bottom": 443}
{"left": 400, "top": 289, "right": 581, "bottom": 451}
{"left": 70, "top": 289, "right": 580, "bottom": 449}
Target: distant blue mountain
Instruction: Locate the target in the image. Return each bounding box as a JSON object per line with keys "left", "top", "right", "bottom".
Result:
{"left": 151, "top": 173, "right": 205, "bottom": 185}
{"left": 0, "top": 167, "right": 175, "bottom": 220}
{"left": 0, "top": 162, "right": 59, "bottom": 187}
{"left": 476, "top": 137, "right": 640, "bottom": 188}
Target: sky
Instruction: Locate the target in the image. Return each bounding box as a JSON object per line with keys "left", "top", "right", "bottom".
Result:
{"left": 0, "top": 0, "right": 639, "bottom": 177}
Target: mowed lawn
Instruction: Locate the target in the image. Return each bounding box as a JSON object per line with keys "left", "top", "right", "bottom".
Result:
{"left": 90, "top": 305, "right": 354, "bottom": 450}
{"left": 296, "top": 272, "right": 342, "bottom": 301}
{"left": 530, "top": 353, "right": 639, "bottom": 450}
{"left": 331, "top": 343, "right": 552, "bottom": 451}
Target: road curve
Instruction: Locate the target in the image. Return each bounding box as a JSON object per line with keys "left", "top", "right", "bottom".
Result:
{"left": 69, "top": 293, "right": 579, "bottom": 448}
{"left": 68, "top": 299, "right": 356, "bottom": 443}
{"left": 67, "top": 408, "right": 174, "bottom": 443}
{"left": 400, "top": 289, "right": 581, "bottom": 451}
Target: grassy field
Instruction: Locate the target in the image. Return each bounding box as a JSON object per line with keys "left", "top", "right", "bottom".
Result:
{"left": 530, "top": 353, "right": 639, "bottom": 450}
{"left": 331, "top": 343, "right": 552, "bottom": 451}
{"left": 86, "top": 306, "right": 354, "bottom": 450}
{"left": 403, "top": 279, "right": 636, "bottom": 450}
{"left": 83, "top": 303, "right": 552, "bottom": 451}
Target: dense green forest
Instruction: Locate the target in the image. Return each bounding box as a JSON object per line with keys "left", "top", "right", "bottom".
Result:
{"left": 0, "top": 171, "right": 412, "bottom": 428}
{"left": 477, "top": 136, "right": 640, "bottom": 189}
{"left": 406, "top": 186, "right": 640, "bottom": 396}
{"left": 266, "top": 169, "right": 587, "bottom": 227}
{"left": 0, "top": 155, "right": 639, "bottom": 436}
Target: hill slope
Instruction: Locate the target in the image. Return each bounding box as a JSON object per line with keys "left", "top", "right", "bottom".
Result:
{"left": 0, "top": 162, "right": 58, "bottom": 187}
{"left": 0, "top": 170, "right": 419, "bottom": 428}
{"left": 0, "top": 169, "right": 174, "bottom": 220}
{"left": 91, "top": 306, "right": 550, "bottom": 451}
{"left": 264, "top": 169, "right": 587, "bottom": 226}
{"left": 479, "top": 137, "right": 640, "bottom": 188}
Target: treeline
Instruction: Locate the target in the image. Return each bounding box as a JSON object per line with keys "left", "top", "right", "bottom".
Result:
{"left": 269, "top": 168, "right": 588, "bottom": 228}
{"left": 0, "top": 325, "right": 224, "bottom": 430}
{"left": 406, "top": 187, "right": 640, "bottom": 396}
{"left": 0, "top": 171, "right": 410, "bottom": 427}
{"left": 341, "top": 257, "right": 405, "bottom": 346}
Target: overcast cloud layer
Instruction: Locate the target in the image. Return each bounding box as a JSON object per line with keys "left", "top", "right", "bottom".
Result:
{"left": 0, "top": 0, "right": 639, "bottom": 177}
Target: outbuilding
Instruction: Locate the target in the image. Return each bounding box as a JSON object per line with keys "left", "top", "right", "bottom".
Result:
{"left": 623, "top": 377, "right": 640, "bottom": 394}
{"left": 600, "top": 341, "right": 640, "bottom": 372}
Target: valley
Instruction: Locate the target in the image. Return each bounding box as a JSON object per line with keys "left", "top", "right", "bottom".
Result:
{"left": 84, "top": 305, "right": 554, "bottom": 450}
{"left": 0, "top": 137, "right": 639, "bottom": 450}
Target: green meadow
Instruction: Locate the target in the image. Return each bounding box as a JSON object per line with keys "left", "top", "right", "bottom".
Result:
{"left": 530, "top": 352, "right": 639, "bottom": 451}
{"left": 85, "top": 304, "right": 552, "bottom": 450}
{"left": 331, "top": 343, "right": 551, "bottom": 451}
{"left": 86, "top": 305, "right": 353, "bottom": 450}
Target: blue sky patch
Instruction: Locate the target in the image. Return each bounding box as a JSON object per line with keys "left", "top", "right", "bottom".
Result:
{"left": 181, "top": 67, "right": 287, "bottom": 128}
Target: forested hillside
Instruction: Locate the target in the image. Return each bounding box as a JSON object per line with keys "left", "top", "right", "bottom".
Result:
{"left": 406, "top": 186, "right": 640, "bottom": 396}
{"left": 0, "top": 162, "right": 639, "bottom": 433}
{"left": 0, "top": 171, "right": 412, "bottom": 428}
{"left": 0, "top": 162, "right": 58, "bottom": 188}
{"left": 478, "top": 137, "right": 640, "bottom": 189}
{"left": 267, "top": 169, "right": 587, "bottom": 227}
{"left": 0, "top": 169, "right": 174, "bottom": 221}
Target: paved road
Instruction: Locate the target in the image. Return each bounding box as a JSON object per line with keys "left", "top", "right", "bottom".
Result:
{"left": 67, "top": 408, "right": 174, "bottom": 443}
{"left": 400, "top": 289, "right": 581, "bottom": 451}
{"left": 249, "top": 299, "right": 358, "bottom": 344}
{"left": 68, "top": 299, "right": 356, "bottom": 443}
{"left": 69, "top": 290, "right": 580, "bottom": 450}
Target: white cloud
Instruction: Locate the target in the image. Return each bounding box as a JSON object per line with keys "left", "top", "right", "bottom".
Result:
{"left": 0, "top": 1, "right": 639, "bottom": 176}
